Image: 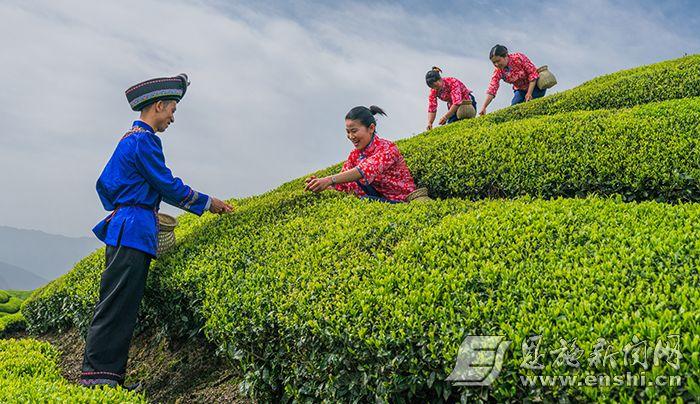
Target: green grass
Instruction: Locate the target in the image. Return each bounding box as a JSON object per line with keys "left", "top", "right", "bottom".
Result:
{"left": 21, "top": 55, "right": 700, "bottom": 402}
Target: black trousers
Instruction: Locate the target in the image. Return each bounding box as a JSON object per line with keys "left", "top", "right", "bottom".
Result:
{"left": 80, "top": 244, "right": 151, "bottom": 383}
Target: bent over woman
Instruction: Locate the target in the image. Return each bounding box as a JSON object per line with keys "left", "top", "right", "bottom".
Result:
{"left": 425, "top": 67, "right": 477, "bottom": 130}
{"left": 480, "top": 44, "right": 545, "bottom": 115}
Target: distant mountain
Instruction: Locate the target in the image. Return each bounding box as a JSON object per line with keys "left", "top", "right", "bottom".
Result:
{"left": 0, "top": 260, "right": 48, "bottom": 290}
{"left": 0, "top": 226, "right": 102, "bottom": 286}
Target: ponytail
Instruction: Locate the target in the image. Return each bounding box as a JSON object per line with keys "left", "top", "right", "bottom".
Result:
{"left": 368, "top": 105, "right": 386, "bottom": 117}
{"left": 346, "top": 105, "right": 386, "bottom": 129}
{"left": 489, "top": 44, "right": 508, "bottom": 59}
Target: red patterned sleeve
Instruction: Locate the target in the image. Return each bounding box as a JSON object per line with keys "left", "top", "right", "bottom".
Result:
{"left": 333, "top": 158, "right": 356, "bottom": 192}
{"left": 356, "top": 143, "right": 399, "bottom": 185}
{"left": 449, "top": 78, "right": 465, "bottom": 106}
{"left": 519, "top": 53, "right": 539, "bottom": 82}
{"left": 486, "top": 68, "right": 501, "bottom": 96}
{"left": 428, "top": 89, "right": 438, "bottom": 113}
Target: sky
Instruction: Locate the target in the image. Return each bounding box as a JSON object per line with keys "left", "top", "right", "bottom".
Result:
{"left": 0, "top": 0, "right": 698, "bottom": 237}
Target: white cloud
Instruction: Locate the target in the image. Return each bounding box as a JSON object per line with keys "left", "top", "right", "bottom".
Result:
{"left": 0, "top": 0, "right": 696, "bottom": 236}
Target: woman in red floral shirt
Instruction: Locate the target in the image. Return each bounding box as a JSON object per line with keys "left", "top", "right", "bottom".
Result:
{"left": 479, "top": 44, "right": 546, "bottom": 115}
{"left": 305, "top": 106, "right": 416, "bottom": 203}
{"left": 425, "top": 67, "right": 477, "bottom": 131}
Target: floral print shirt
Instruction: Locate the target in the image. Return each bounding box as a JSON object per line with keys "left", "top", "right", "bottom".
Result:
{"left": 334, "top": 134, "right": 416, "bottom": 202}
{"left": 487, "top": 52, "right": 540, "bottom": 96}
{"left": 428, "top": 77, "right": 473, "bottom": 113}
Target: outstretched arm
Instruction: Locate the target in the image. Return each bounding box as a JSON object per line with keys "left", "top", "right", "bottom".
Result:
{"left": 481, "top": 69, "right": 501, "bottom": 115}
{"left": 427, "top": 90, "right": 438, "bottom": 130}
{"left": 134, "top": 135, "right": 232, "bottom": 215}
{"left": 522, "top": 54, "right": 540, "bottom": 102}
{"left": 480, "top": 94, "right": 495, "bottom": 115}
{"left": 427, "top": 112, "right": 437, "bottom": 130}
{"left": 305, "top": 167, "right": 363, "bottom": 193}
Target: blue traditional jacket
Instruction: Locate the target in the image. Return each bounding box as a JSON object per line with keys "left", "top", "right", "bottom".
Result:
{"left": 92, "top": 120, "right": 210, "bottom": 257}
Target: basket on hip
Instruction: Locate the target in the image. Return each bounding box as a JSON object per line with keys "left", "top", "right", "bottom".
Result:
{"left": 457, "top": 102, "right": 477, "bottom": 119}
{"left": 156, "top": 213, "right": 178, "bottom": 257}
{"left": 406, "top": 187, "right": 432, "bottom": 202}
{"left": 536, "top": 65, "right": 557, "bottom": 90}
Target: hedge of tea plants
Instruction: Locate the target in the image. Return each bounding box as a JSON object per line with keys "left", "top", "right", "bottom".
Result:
{"left": 400, "top": 97, "right": 700, "bottom": 202}
{"left": 0, "top": 338, "right": 146, "bottom": 402}
{"left": 484, "top": 54, "right": 700, "bottom": 123}
{"left": 21, "top": 55, "right": 700, "bottom": 402}
{"left": 0, "top": 313, "right": 25, "bottom": 337}
{"left": 0, "top": 290, "right": 31, "bottom": 336}
{"left": 270, "top": 97, "right": 700, "bottom": 204}
{"left": 23, "top": 194, "right": 700, "bottom": 402}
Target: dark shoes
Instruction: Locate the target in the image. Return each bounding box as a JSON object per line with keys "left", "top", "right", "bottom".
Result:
{"left": 79, "top": 378, "right": 142, "bottom": 392}
{"left": 122, "top": 381, "right": 142, "bottom": 392}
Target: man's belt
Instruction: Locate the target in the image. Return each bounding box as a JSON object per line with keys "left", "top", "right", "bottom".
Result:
{"left": 105, "top": 204, "right": 156, "bottom": 223}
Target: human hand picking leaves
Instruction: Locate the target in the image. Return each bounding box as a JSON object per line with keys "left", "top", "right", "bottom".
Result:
{"left": 209, "top": 197, "right": 234, "bottom": 214}
{"left": 305, "top": 175, "right": 334, "bottom": 193}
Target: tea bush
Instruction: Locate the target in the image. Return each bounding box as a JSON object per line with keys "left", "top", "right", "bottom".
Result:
{"left": 0, "top": 290, "right": 31, "bottom": 336}
{"left": 401, "top": 97, "right": 700, "bottom": 202}
{"left": 0, "top": 297, "right": 22, "bottom": 315}
{"left": 20, "top": 56, "right": 700, "bottom": 402}
{"left": 23, "top": 194, "right": 700, "bottom": 402}
{"left": 269, "top": 97, "right": 700, "bottom": 204}
{"left": 0, "top": 313, "right": 25, "bottom": 336}
{"left": 0, "top": 338, "right": 146, "bottom": 402}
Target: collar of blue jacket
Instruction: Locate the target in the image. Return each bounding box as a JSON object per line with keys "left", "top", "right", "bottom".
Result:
{"left": 133, "top": 120, "right": 155, "bottom": 133}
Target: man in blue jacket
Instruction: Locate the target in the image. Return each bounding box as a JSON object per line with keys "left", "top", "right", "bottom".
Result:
{"left": 80, "top": 73, "right": 233, "bottom": 389}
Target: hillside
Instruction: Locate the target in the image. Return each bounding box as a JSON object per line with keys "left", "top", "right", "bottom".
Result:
{"left": 0, "top": 261, "right": 47, "bottom": 290}
{"left": 10, "top": 55, "right": 700, "bottom": 402}
{"left": 0, "top": 226, "right": 102, "bottom": 285}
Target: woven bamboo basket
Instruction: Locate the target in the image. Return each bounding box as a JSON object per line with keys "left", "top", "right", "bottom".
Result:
{"left": 457, "top": 103, "right": 477, "bottom": 119}
{"left": 406, "top": 187, "right": 432, "bottom": 202}
{"left": 157, "top": 213, "right": 178, "bottom": 257}
{"left": 536, "top": 65, "right": 557, "bottom": 90}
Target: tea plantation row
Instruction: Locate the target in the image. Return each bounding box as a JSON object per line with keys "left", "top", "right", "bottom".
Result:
{"left": 0, "top": 290, "right": 30, "bottom": 336}
{"left": 24, "top": 194, "right": 700, "bottom": 402}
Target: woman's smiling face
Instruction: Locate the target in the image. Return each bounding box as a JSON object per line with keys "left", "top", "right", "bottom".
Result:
{"left": 345, "top": 119, "right": 375, "bottom": 149}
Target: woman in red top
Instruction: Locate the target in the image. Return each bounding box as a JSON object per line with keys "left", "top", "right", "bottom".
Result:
{"left": 479, "top": 44, "right": 546, "bottom": 115}
{"left": 425, "top": 67, "right": 477, "bottom": 130}
{"left": 305, "top": 105, "right": 416, "bottom": 203}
